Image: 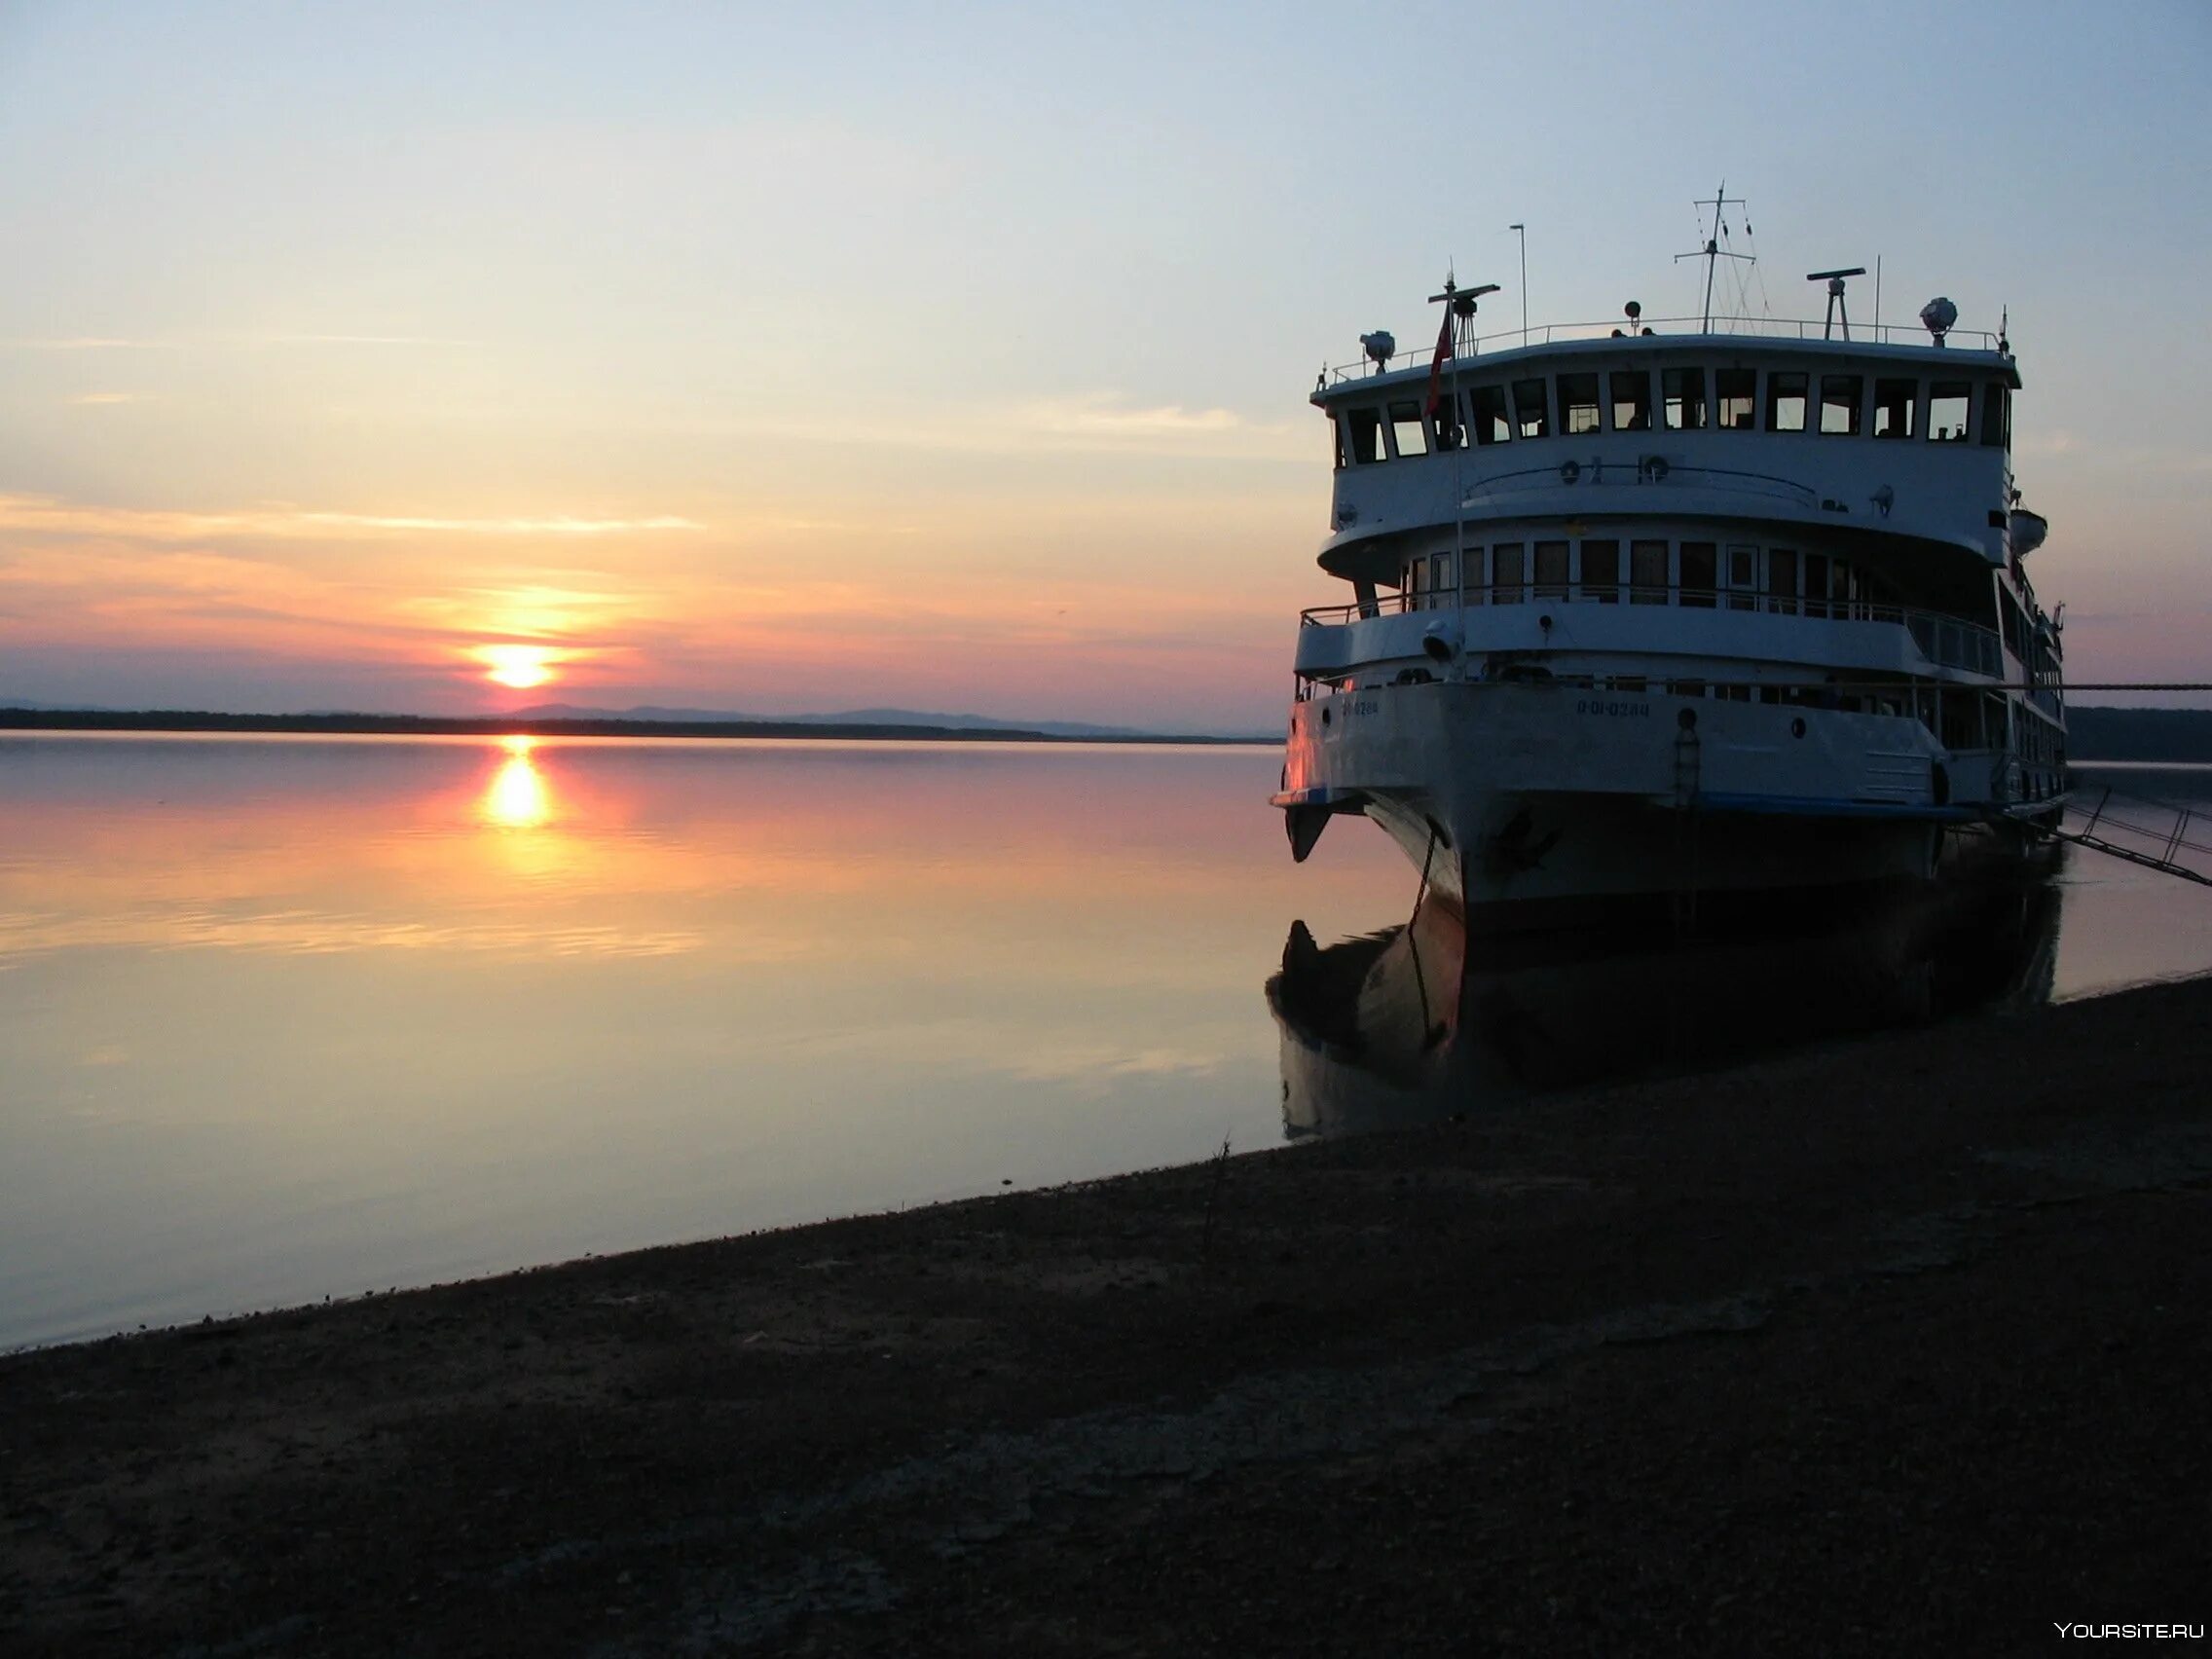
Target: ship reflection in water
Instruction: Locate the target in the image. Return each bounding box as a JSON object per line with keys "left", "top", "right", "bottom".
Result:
{"left": 1269, "top": 881, "right": 2061, "bottom": 1141}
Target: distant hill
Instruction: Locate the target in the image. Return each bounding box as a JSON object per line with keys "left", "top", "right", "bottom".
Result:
{"left": 0, "top": 707, "right": 1265, "bottom": 746}
{"left": 2069, "top": 707, "right": 2212, "bottom": 763}
{"left": 510, "top": 703, "right": 1152, "bottom": 740}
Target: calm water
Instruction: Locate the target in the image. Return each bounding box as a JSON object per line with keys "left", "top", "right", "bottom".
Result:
{"left": 2, "top": 734, "right": 2207, "bottom": 1349}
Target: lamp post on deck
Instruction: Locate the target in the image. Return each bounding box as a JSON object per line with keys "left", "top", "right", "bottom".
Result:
{"left": 1509, "top": 223, "right": 1527, "bottom": 347}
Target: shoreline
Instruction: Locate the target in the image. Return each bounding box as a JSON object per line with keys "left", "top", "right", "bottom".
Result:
{"left": 0, "top": 709, "right": 1269, "bottom": 746}
{"left": 6, "top": 974, "right": 2210, "bottom": 1652}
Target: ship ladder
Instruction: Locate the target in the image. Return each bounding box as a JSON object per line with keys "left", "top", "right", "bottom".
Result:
{"left": 2044, "top": 785, "right": 2212, "bottom": 889}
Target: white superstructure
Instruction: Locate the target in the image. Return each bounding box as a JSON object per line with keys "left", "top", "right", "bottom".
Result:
{"left": 1273, "top": 230, "right": 2066, "bottom": 929}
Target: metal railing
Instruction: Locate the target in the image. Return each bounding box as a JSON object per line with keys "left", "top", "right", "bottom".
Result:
{"left": 1329, "top": 315, "right": 2007, "bottom": 383}
{"left": 1298, "top": 586, "right": 2004, "bottom": 677}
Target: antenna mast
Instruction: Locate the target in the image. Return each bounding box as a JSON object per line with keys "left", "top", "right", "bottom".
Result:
{"left": 1675, "top": 180, "right": 1752, "bottom": 333}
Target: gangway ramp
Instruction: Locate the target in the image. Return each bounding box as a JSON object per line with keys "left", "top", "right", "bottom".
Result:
{"left": 2048, "top": 784, "right": 2212, "bottom": 889}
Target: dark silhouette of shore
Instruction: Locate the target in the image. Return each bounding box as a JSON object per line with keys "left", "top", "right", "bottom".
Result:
{"left": 0, "top": 708, "right": 1258, "bottom": 745}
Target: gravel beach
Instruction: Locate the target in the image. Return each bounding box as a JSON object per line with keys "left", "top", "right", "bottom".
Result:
{"left": 5, "top": 975, "right": 2209, "bottom": 1655}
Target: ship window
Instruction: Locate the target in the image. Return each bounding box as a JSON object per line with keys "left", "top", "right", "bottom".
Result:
{"left": 1348, "top": 406, "right": 1386, "bottom": 463}
{"left": 1871, "top": 378, "right": 1917, "bottom": 439}
{"left": 1464, "top": 545, "right": 1487, "bottom": 605}
{"left": 1534, "top": 540, "right": 1569, "bottom": 599}
{"left": 1716, "top": 367, "right": 1756, "bottom": 429}
{"left": 1980, "top": 384, "right": 2010, "bottom": 450}
{"left": 1470, "top": 384, "right": 1512, "bottom": 445}
{"left": 1511, "top": 379, "right": 1550, "bottom": 439}
{"left": 1333, "top": 413, "right": 1349, "bottom": 470}
{"left": 1432, "top": 390, "right": 1465, "bottom": 452}
{"left": 1662, "top": 367, "right": 1707, "bottom": 430}
{"left": 1388, "top": 399, "right": 1429, "bottom": 459}
{"left": 1430, "top": 551, "right": 1456, "bottom": 601}
{"left": 1679, "top": 541, "right": 1716, "bottom": 607}
{"left": 1560, "top": 373, "right": 1602, "bottom": 435}
{"left": 1819, "top": 375, "right": 1863, "bottom": 436}
{"left": 1580, "top": 538, "right": 1620, "bottom": 602}
{"left": 1930, "top": 380, "right": 1971, "bottom": 442}
{"left": 1493, "top": 541, "right": 1526, "bottom": 604}
{"left": 1767, "top": 547, "right": 1798, "bottom": 615}
{"left": 1767, "top": 372, "right": 1808, "bottom": 432}
{"left": 1726, "top": 544, "right": 1758, "bottom": 610}
{"left": 1804, "top": 552, "right": 1831, "bottom": 616}
{"left": 1631, "top": 539, "right": 1668, "bottom": 604}
{"left": 1609, "top": 370, "right": 1653, "bottom": 432}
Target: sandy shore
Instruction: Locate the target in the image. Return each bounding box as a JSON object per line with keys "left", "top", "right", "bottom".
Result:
{"left": 5, "top": 976, "right": 2210, "bottom": 1655}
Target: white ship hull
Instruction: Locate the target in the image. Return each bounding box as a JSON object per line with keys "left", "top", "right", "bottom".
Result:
{"left": 1276, "top": 680, "right": 1961, "bottom": 928}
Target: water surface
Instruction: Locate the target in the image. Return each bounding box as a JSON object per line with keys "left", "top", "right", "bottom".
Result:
{"left": 1, "top": 735, "right": 2205, "bottom": 1348}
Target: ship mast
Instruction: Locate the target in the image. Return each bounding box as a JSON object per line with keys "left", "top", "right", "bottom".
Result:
{"left": 1675, "top": 180, "right": 1752, "bottom": 333}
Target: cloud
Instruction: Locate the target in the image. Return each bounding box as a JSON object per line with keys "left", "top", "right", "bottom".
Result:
{"left": 0, "top": 495, "right": 704, "bottom": 541}
{"left": 294, "top": 511, "right": 704, "bottom": 535}
{"left": 260, "top": 335, "right": 484, "bottom": 348}
{"left": 67, "top": 391, "right": 154, "bottom": 406}
{"left": 3, "top": 337, "right": 166, "bottom": 350}
{"left": 1022, "top": 396, "right": 1256, "bottom": 439}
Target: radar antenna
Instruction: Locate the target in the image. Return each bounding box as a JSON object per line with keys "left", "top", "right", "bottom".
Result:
{"left": 1675, "top": 181, "right": 1753, "bottom": 333}
{"left": 1807, "top": 267, "right": 1867, "bottom": 340}
{"left": 1427, "top": 272, "right": 1500, "bottom": 358}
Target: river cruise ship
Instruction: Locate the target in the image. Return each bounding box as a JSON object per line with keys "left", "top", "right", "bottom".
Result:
{"left": 1273, "top": 237, "right": 2066, "bottom": 929}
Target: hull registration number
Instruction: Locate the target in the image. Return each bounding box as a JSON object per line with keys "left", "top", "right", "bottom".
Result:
{"left": 1576, "top": 699, "right": 1651, "bottom": 719}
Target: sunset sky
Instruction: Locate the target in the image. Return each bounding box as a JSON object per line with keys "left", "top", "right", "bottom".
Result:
{"left": 2, "top": 0, "right": 2207, "bottom": 729}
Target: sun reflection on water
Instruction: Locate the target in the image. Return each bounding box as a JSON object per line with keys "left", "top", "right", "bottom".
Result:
{"left": 481, "top": 736, "right": 552, "bottom": 830}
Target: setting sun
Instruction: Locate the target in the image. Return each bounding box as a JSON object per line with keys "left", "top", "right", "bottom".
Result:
{"left": 479, "top": 645, "right": 559, "bottom": 690}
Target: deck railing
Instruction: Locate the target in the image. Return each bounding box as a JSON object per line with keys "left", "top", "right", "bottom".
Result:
{"left": 1298, "top": 587, "right": 2004, "bottom": 678}
{"left": 1328, "top": 315, "right": 2007, "bottom": 383}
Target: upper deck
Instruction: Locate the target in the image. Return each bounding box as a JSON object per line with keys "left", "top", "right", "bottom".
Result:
{"left": 1312, "top": 316, "right": 2022, "bottom": 577}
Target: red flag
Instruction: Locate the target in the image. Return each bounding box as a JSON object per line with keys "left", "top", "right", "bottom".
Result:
{"left": 1423, "top": 304, "right": 1455, "bottom": 423}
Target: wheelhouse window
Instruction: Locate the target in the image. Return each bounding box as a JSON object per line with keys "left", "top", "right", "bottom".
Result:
{"left": 1560, "top": 373, "right": 1602, "bottom": 435}
{"left": 1470, "top": 383, "right": 1512, "bottom": 445}
{"left": 1609, "top": 370, "right": 1653, "bottom": 432}
{"left": 1819, "top": 375, "right": 1863, "bottom": 436}
{"left": 1662, "top": 367, "right": 1707, "bottom": 430}
{"left": 1929, "top": 381, "right": 1971, "bottom": 442}
{"left": 1431, "top": 390, "right": 1465, "bottom": 452}
{"left": 1333, "top": 413, "right": 1349, "bottom": 470}
{"left": 1679, "top": 541, "right": 1716, "bottom": 608}
{"left": 1716, "top": 367, "right": 1756, "bottom": 429}
{"left": 1511, "top": 379, "right": 1550, "bottom": 439}
{"left": 1533, "top": 539, "right": 1569, "bottom": 599}
{"left": 1630, "top": 539, "right": 1668, "bottom": 604}
{"left": 1492, "top": 541, "right": 1526, "bottom": 603}
{"left": 1766, "top": 372, "right": 1808, "bottom": 433}
{"left": 1980, "top": 384, "right": 2010, "bottom": 450}
{"left": 1871, "top": 378, "right": 1916, "bottom": 439}
{"left": 1579, "top": 538, "right": 1620, "bottom": 602}
{"left": 1347, "top": 406, "right": 1386, "bottom": 463}
{"left": 1388, "top": 399, "right": 1429, "bottom": 459}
